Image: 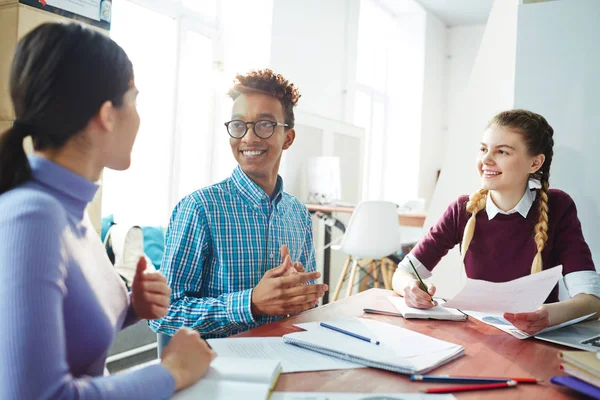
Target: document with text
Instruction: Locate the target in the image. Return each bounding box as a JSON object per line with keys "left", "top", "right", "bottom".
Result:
{"left": 207, "top": 337, "right": 364, "bottom": 373}
{"left": 442, "top": 265, "right": 562, "bottom": 314}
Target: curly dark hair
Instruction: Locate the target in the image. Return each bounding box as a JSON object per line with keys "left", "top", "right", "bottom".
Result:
{"left": 227, "top": 69, "right": 301, "bottom": 129}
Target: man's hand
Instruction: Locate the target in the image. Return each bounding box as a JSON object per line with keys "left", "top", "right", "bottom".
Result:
{"left": 251, "top": 253, "right": 327, "bottom": 317}
{"left": 131, "top": 257, "right": 172, "bottom": 320}
{"left": 504, "top": 306, "right": 550, "bottom": 335}
{"left": 280, "top": 245, "right": 306, "bottom": 277}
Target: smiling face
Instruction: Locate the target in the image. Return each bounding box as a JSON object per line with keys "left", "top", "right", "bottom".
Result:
{"left": 477, "top": 124, "right": 544, "bottom": 193}
{"left": 229, "top": 92, "right": 295, "bottom": 186}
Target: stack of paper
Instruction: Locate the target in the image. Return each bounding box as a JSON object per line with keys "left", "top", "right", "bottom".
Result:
{"left": 551, "top": 351, "right": 600, "bottom": 398}
{"left": 388, "top": 296, "right": 466, "bottom": 321}
{"left": 559, "top": 350, "right": 600, "bottom": 386}
{"left": 171, "top": 357, "right": 281, "bottom": 400}
{"left": 284, "top": 317, "right": 464, "bottom": 375}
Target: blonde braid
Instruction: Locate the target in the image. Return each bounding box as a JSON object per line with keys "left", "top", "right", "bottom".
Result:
{"left": 531, "top": 180, "right": 550, "bottom": 274}
{"left": 461, "top": 188, "right": 488, "bottom": 263}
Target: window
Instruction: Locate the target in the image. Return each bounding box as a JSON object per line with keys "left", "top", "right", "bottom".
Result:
{"left": 103, "top": 0, "right": 273, "bottom": 226}
{"left": 354, "top": 0, "right": 422, "bottom": 204}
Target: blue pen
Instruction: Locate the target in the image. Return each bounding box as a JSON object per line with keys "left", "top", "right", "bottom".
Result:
{"left": 319, "top": 322, "right": 380, "bottom": 345}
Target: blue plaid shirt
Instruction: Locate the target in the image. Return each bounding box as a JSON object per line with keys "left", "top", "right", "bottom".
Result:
{"left": 149, "top": 166, "right": 317, "bottom": 338}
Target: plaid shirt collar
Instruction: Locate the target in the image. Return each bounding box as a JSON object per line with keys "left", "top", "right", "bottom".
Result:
{"left": 231, "top": 165, "right": 285, "bottom": 210}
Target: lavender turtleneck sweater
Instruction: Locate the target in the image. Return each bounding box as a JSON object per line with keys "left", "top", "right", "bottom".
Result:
{"left": 0, "top": 156, "right": 175, "bottom": 399}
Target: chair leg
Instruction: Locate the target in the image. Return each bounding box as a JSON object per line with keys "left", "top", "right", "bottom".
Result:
{"left": 372, "top": 260, "right": 380, "bottom": 288}
{"left": 332, "top": 256, "right": 352, "bottom": 302}
{"left": 360, "top": 261, "right": 375, "bottom": 292}
{"left": 381, "top": 260, "right": 392, "bottom": 290}
{"left": 346, "top": 259, "right": 359, "bottom": 298}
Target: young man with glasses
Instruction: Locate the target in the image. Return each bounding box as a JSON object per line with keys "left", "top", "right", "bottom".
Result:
{"left": 150, "top": 69, "right": 328, "bottom": 343}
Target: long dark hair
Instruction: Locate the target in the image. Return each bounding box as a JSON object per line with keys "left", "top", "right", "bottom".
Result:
{"left": 0, "top": 22, "right": 133, "bottom": 194}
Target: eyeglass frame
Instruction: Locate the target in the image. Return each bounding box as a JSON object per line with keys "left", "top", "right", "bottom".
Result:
{"left": 224, "top": 119, "right": 289, "bottom": 139}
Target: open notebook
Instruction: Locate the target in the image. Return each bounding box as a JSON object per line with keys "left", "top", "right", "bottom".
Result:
{"left": 284, "top": 317, "right": 464, "bottom": 375}
{"left": 388, "top": 296, "right": 466, "bottom": 321}
{"left": 171, "top": 357, "right": 281, "bottom": 400}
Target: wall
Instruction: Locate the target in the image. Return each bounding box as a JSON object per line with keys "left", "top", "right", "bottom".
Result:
{"left": 418, "top": 12, "right": 448, "bottom": 206}
{"left": 514, "top": 0, "right": 600, "bottom": 269}
{"left": 270, "top": 0, "right": 359, "bottom": 123}
{"left": 444, "top": 24, "right": 486, "bottom": 157}
{"left": 425, "top": 0, "right": 519, "bottom": 298}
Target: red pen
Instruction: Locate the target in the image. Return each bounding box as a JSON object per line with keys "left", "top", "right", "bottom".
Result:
{"left": 424, "top": 380, "right": 518, "bottom": 394}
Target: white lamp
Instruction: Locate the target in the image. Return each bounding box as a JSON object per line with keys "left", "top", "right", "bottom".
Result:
{"left": 306, "top": 156, "right": 342, "bottom": 204}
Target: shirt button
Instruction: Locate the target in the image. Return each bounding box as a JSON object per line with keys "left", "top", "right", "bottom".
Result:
{"left": 270, "top": 253, "right": 274, "bottom": 258}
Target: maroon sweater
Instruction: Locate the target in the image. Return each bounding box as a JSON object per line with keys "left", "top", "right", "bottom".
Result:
{"left": 412, "top": 189, "right": 595, "bottom": 303}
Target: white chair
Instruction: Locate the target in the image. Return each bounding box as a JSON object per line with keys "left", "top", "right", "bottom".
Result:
{"left": 331, "top": 201, "right": 402, "bottom": 301}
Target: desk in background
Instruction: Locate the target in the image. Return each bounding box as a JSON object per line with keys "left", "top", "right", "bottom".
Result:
{"left": 306, "top": 204, "right": 427, "bottom": 303}
{"left": 235, "top": 288, "right": 577, "bottom": 399}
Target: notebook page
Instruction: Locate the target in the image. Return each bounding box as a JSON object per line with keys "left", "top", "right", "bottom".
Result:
{"left": 388, "top": 296, "right": 465, "bottom": 320}
{"left": 171, "top": 379, "right": 270, "bottom": 400}
{"left": 207, "top": 337, "right": 364, "bottom": 373}
{"left": 290, "top": 318, "right": 463, "bottom": 365}
{"left": 201, "top": 357, "right": 279, "bottom": 384}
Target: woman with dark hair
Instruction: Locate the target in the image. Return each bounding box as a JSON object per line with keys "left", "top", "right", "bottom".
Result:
{"left": 0, "top": 23, "right": 214, "bottom": 399}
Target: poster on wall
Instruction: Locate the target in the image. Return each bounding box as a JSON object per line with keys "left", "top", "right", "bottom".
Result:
{"left": 19, "top": 0, "right": 111, "bottom": 30}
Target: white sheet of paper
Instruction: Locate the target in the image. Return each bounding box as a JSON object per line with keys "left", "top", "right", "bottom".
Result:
{"left": 171, "top": 357, "right": 279, "bottom": 400}
{"left": 271, "top": 393, "right": 456, "bottom": 400}
{"left": 464, "top": 309, "right": 594, "bottom": 339}
{"left": 442, "top": 265, "right": 562, "bottom": 314}
{"left": 387, "top": 296, "right": 466, "bottom": 321}
{"left": 206, "top": 337, "right": 364, "bottom": 373}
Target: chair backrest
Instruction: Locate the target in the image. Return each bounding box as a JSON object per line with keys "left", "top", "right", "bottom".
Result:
{"left": 337, "top": 200, "right": 402, "bottom": 259}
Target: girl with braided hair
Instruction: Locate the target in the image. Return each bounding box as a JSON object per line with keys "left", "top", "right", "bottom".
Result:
{"left": 392, "top": 109, "right": 600, "bottom": 335}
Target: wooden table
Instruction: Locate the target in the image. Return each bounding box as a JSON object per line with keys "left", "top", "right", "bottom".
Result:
{"left": 306, "top": 204, "right": 427, "bottom": 303}
{"left": 305, "top": 204, "right": 427, "bottom": 228}
{"left": 235, "top": 288, "right": 586, "bottom": 399}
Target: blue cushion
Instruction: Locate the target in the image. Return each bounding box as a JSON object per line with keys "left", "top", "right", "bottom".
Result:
{"left": 142, "top": 226, "right": 164, "bottom": 270}
{"left": 101, "top": 214, "right": 115, "bottom": 243}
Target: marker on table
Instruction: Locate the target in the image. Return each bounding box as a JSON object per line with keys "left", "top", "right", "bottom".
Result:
{"left": 320, "top": 322, "right": 380, "bottom": 345}
{"left": 408, "top": 258, "right": 434, "bottom": 304}
{"left": 423, "top": 380, "right": 518, "bottom": 394}
{"left": 411, "top": 375, "right": 539, "bottom": 384}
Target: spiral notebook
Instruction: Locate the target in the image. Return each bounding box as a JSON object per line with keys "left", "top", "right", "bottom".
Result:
{"left": 283, "top": 317, "right": 464, "bottom": 375}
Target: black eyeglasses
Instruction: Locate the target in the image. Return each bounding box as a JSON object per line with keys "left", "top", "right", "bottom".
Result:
{"left": 224, "top": 119, "right": 288, "bottom": 139}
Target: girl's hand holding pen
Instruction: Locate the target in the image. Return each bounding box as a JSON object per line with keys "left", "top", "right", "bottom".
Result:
{"left": 403, "top": 281, "right": 438, "bottom": 309}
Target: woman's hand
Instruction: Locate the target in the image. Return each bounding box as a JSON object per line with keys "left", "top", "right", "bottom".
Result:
{"left": 161, "top": 328, "right": 216, "bottom": 391}
{"left": 504, "top": 306, "right": 550, "bottom": 335}
{"left": 131, "top": 257, "right": 171, "bottom": 320}
{"left": 403, "top": 280, "right": 438, "bottom": 309}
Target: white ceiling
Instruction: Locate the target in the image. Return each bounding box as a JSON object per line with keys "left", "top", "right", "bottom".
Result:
{"left": 377, "top": 0, "right": 494, "bottom": 27}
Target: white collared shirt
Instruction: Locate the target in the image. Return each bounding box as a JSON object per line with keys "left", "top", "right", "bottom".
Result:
{"left": 396, "top": 184, "right": 600, "bottom": 300}
{"left": 485, "top": 188, "right": 537, "bottom": 220}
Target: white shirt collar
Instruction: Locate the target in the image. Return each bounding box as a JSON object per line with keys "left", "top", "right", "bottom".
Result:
{"left": 485, "top": 179, "right": 539, "bottom": 220}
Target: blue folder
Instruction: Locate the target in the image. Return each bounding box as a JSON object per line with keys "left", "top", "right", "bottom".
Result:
{"left": 551, "top": 375, "right": 600, "bottom": 399}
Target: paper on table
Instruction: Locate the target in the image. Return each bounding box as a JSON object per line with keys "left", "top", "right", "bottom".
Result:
{"left": 290, "top": 318, "right": 464, "bottom": 374}
{"left": 442, "top": 265, "right": 562, "bottom": 314}
{"left": 270, "top": 392, "right": 456, "bottom": 400}
{"left": 171, "top": 357, "right": 280, "bottom": 400}
{"left": 464, "top": 309, "right": 594, "bottom": 339}
{"left": 206, "top": 337, "right": 364, "bottom": 373}
{"left": 387, "top": 296, "right": 466, "bottom": 321}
